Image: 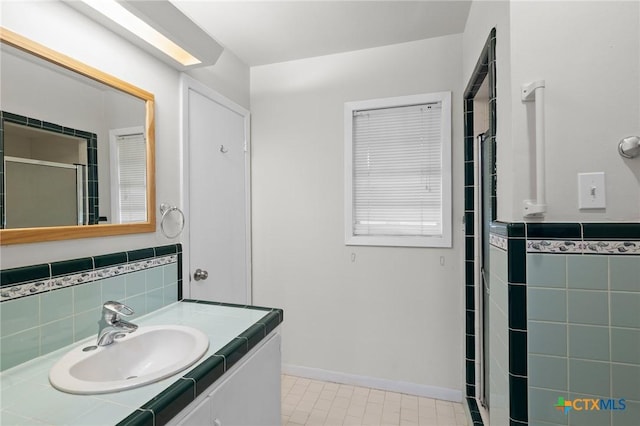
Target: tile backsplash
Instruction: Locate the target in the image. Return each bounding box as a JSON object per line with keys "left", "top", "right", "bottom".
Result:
{"left": 0, "top": 244, "right": 182, "bottom": 371}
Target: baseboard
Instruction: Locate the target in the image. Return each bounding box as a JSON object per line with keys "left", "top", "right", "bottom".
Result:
{"left": 282, "top": 363, "right": 462, "bottom": 403}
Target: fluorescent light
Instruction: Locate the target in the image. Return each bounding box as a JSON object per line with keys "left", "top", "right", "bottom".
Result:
{"left": 82, "top": 0, "right": 201, "bottom": 66}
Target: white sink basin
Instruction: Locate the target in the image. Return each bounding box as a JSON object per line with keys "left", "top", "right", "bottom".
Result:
{"left": 49, "top": 325, "right": 209, "bottom": 394}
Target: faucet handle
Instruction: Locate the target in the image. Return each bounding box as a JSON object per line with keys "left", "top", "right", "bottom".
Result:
{"left": 102, "top": 301, "right": 134, "bottom": 317}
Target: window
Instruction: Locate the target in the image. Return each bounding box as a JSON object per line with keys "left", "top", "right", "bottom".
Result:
{"left": 344, "top": 92, "right": 451, "bottom": 248}
{"left": 109, "top": 127, "right": 147, "bottom": 223}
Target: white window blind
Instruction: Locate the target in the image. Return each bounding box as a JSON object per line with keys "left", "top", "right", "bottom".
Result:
{"left": 115, "top": 133, "right": 147, "bottom": 223}
{"left": 345, "top": 92, "right": 451, "bottom": 248}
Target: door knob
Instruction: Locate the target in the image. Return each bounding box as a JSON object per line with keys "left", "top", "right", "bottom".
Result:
{"left": 193, "top": 269, "right": 209, "bottom": 281}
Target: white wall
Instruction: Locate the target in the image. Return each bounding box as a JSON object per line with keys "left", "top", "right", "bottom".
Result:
{"left": 0, "top": 1, "right": 249, "bottom": 268}
{"left": 462, "top": 0, "right": 512, "bottom": 223}
{"left": 508, "top": 1, "right": 640, "bottom": 222}
{"left": 251, "top": 35, "right": 464, "bottom": 397}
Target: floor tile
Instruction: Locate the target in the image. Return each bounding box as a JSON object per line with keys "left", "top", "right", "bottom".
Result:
{"left": 280, "top": 374, "right": 469, "bottom": 426}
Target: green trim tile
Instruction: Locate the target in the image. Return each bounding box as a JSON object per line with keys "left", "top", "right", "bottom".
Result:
{"left": 582, "top": 223, "right": 640, "bottom": 240}
{"left": 141, "top": 379, "right": 194, "bottom": 426}
{"left": 215, "top": 337, "right": 247, "bottom": 370}
{"left": 526, "top": 223, "right": 581, "bottom": 240}
{"left": 509, "top": 284, "right": 527, "bottom": 330}
{"left": 154, "top": 245, "right": 177, "bottom": 256}
{"left": 93, "top": 253, "right": 127, "bottom": 268}
{"left": 260, "top": 310, "right": 283, "bottom": 335}
{"left": 127, "top": 248, "right": 155, "bottom": 262}
{"left": 51, "top": 258, "right": 93, "bottom": 277}
{"left": 1, "top": 264, "right": 50, "bottom": 287}
{"left": 466, "top": 236, "right": 474, "bottom": 261}
{"left": 509, "top": 374, "right": 528, "bottom": 422}
{"left": 508, "top": 239, "right": 526, "bottom": 284}
{"left": 509, "top": 330, "right": 527, "bottom": 376}
{"left": 183, "top": 355, "right": 225, "bottom": 396}
{"left": 465, "top": 360, "right": 475, "bottom": 385}
{"left": 116, "top": 409, "right": 154, "bottom": 426}
{"left": 507, "top": 223, "right": 526, "bottom": 238}
{"left": 239, "top": 323, "right": 267, "bottom": 351}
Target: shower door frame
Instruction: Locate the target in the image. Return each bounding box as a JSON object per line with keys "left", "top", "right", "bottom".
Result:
{"left": 463, "top": 28, "right": 497, "bottom": 426}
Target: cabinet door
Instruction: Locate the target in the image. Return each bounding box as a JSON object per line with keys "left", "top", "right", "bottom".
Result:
{"left": 177, "top": 396, "right": 212, "bottom": 426}
{"left": 210, "top": 334, "right": 281, "bottom": 426}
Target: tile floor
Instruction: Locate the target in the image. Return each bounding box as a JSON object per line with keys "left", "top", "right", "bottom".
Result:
{"left": 281, "top": 375, "right": 469, "bottom": 426}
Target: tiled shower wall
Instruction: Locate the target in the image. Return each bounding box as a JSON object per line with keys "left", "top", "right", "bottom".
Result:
{"left": 488, "top": 223, "right": 639, "bottom": 426}
{"left": 526, "top": 236, "right": 640, "bottom": 425}
{"left": 0, "top": 244, "right": 182, "bottom": 371}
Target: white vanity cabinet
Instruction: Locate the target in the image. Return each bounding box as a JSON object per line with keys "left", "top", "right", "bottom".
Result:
{"left": 172, "top": 332, "right": 281, "bottom": 426}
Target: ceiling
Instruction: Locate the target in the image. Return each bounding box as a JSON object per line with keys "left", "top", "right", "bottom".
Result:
{"left": 170, "top": 1, "right": 472, "bottom": 67}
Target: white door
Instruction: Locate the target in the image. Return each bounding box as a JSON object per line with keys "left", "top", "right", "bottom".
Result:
{"left": 184, "top": 78, "right": 251, "bottom": 304}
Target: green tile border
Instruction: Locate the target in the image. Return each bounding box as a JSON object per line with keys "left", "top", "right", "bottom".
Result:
{"left": 526, "top": 223, "right": 581, "bottom": 240}
{"left": 50, "top": 258, "right": 94, "bottom": 277}
{"left": 0, "top": 263, "right": 50, "bottom": 286}
{"left": 117, "top": 409, "right": 154, "bottom": 426}
{"left": 183, "top": 355, "right": 225, "bottom": 396}
{"left": 463, "top": 28, "right": 496, "bottom": 417}
{"left": 116, "top": 301, "right": 284, "bottom": 426}
{"left": 140, "top": 379, "right": 195, "bottom": 426}
{"left": 1, "top": 244, "right": 180, "bottom": 293}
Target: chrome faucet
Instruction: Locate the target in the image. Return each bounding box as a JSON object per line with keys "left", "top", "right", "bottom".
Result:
{"left": 97, "top": 301, "right": 138, "bottom": 346}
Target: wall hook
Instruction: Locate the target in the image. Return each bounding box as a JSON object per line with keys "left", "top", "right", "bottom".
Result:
{"left": 219, "top": 145, "right": 228, "bottom": 154}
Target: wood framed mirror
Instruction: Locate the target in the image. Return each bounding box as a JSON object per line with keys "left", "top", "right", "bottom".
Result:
{"left": 0, "top": 27, "right": 155, "bottom": 245}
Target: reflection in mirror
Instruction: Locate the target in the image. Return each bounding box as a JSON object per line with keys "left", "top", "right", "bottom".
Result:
{"left": 0, "top": 27, "right": 155, "bottom": 244}
{"left": 2, "top": 117, "right": 97, "bottom": 228}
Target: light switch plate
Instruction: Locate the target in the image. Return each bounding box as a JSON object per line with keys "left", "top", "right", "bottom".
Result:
{"left": 578, "top": 172, "right": 606, "bottom": 209}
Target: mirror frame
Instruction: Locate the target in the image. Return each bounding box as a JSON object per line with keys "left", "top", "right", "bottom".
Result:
{"left": 0, "top": 27, "right": 156, "bottom": 245}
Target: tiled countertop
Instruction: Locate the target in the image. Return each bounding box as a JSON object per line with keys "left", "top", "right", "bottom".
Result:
{"left": 0, "top": 300, "right": 283, "bottom": 426}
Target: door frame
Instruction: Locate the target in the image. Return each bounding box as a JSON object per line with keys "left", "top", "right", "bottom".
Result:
{"left": 463, "top": 28, "right": 496, "bottom": 425}
{"left": 179, "top": 74, "right": 252, "bottom": 302}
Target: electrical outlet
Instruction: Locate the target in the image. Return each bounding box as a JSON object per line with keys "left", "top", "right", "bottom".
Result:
{"left": 578, "top": 172, "right": 606, "bottom": 209}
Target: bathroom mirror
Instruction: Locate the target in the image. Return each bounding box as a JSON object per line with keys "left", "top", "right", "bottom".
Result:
{"left": 0, "top": 27, "right": 155, "bottom": 244}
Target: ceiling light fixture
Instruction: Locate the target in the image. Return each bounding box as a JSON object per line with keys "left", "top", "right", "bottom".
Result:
{"left": 65, "top": 0, "right": 223, "bottom": 70}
